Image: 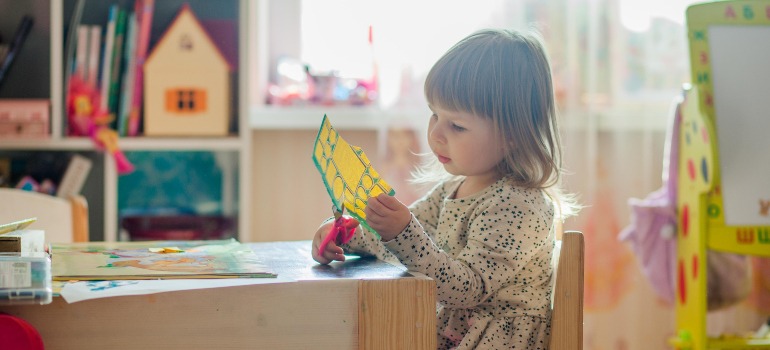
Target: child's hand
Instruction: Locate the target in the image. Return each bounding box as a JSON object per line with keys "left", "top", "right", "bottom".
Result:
{"left": 311, "top": 218, "right": 358, "bottom": 264}
{"left": 365, "top": 193, "right": 411, "bottom": 241}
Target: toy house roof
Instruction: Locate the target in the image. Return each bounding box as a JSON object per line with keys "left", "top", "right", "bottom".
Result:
{"left": 146, "top": 3, "right": 234, "bottom": 71}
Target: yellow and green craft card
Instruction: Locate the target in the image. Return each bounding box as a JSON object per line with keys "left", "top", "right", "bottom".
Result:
{"left": 312, "top": 115, "right": 395, "bottom": 237}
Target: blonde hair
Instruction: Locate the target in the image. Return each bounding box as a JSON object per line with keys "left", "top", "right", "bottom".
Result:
{"left": 414, "top": 28, "right": 578, "bottom": 217}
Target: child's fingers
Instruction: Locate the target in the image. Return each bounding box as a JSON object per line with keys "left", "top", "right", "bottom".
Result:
{"left": 365, "top": 215, "right": 382, "bottom": 228}
{"left": 366, "top": 197, "right": 388, "bottom": 217}
{"left": 325, "top": 240, "right": 344, "bottom": 256}
{"left": 377, "top": 193, "right": 402, "bottom": 210}
{"left": 317, "top": 228, "right": 343, "bottom": 258}
{"left": 322, "top": 241, "right": 346, "bottom": 262}
{"left": 312, "top": 240, "right": 332, "bottom": 264}
{"left": 364, "top": 205, "right": 384, "bottom": 224}
{"left": 312, "top": 229, "right": 333, "bottom": 264}
{"left": 341, "top": 217, "right": 360, "bottom": 229}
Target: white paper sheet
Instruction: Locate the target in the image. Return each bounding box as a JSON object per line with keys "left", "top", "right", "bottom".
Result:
{"left": 60, "top": 276, "right": 296, "bottom": 303}
{"left": 709, "top": 25, "right": 770, "bottom": 226}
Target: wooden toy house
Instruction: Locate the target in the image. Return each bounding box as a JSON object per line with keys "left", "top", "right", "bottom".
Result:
{"left": 144, "top": 4, "right": 232, "bottom": 136}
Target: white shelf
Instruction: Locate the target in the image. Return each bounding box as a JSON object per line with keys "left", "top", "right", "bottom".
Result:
{"left": 250, "top": 106, "right": 430, "bottom": 130}
{"left": 250, "top": 106, "right": 671, "bottom": 132}
{"left": 251, "top": 106, "right": 384, "bottom": 130}
{"left": 120, "top": 137, "right": 245, "bottom": 151}
{"left": 0, "top": 137, "right": 245, "bottom": 151}
{"left": 0, "top": 138, "right": 89, "bottom": 150}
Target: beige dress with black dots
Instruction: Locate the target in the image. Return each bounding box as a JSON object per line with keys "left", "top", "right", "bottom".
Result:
{"left": 340, "top": 177, "right": 555, "bottom": 350}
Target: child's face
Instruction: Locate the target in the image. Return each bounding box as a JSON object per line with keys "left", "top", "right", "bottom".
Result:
{"left": 428, "top": 105, "right": 504, "bottom": 180}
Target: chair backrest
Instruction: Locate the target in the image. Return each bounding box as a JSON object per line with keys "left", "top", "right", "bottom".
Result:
{"left": 551, "top": 230, "right": 585, "bottom": 350}
{"left": 0, "top": 188, "right": 89, "bottom": 244}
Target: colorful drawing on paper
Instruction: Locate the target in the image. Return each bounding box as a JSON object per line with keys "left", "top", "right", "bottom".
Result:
{"left": 51, "top": 239, "right": 274, "bottom": 280}
{"left": 86, "top": 280, "right": 139, "bottom": 291}
{"left": 312, "top": 115, "right": 395, "bottom": 235}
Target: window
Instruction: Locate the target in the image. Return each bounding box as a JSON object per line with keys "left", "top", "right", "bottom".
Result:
{"left": 166, "top": 88, "right": 207, "bottom": 113}
{"left": 261, "top": 0, "right": 704, "bottom": 129}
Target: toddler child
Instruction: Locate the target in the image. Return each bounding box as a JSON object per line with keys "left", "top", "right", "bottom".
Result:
{"left": 312, "top": 28, "right": 577, "bottom": 350}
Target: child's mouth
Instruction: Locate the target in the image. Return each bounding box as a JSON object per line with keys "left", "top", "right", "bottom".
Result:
{"left": 436, "top": 154, "right": 451, "bottom": 164}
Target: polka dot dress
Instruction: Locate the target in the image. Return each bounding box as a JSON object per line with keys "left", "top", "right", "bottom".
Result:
{"left": 341, "top": 177, "right": 555, "bottom": 349}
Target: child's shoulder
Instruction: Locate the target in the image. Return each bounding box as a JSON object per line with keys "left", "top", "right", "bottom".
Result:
{"left": 430, "top": 178, "right": 463, "bottom": 198}
{"left": 485, "top": 178, "right": 554, "bottom": 214}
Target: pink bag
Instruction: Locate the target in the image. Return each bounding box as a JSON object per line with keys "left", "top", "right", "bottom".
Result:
{"left": 619, "top": 93, "right": 751, "bottom": 310}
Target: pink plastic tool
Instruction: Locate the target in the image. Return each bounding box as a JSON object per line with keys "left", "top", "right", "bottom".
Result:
{"left": 317, "top": 206, "right": 357, "bottom": 258}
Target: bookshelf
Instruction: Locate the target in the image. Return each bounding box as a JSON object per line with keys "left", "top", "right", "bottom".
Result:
{"left": 0, "top": 0, "right": 251, "bottom": 242}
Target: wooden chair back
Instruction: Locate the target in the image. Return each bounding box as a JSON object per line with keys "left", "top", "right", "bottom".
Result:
{"left": 551, "top": 230, "right": 585, "bottom": 350}
{"left": 0, "top": 188, "right": 89, "bottom": 244}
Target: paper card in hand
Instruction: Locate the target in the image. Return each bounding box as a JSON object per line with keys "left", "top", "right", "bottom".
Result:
{"left": 312, "top": 115, "right": 395, "bottom": 236}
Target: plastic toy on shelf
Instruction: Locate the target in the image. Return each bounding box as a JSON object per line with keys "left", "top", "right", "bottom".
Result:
{"left": 66, "top": 76, "right": 134, "bottom": 175}
{"left": 267, "top": 26, "right": 378, "bottom": 107}
{"left": 267, "top": 58, "right": 378, "bottom": 107}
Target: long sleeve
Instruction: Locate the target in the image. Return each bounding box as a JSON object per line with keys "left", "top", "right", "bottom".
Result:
{"left": 336, "top": 221, "right": 394, "bottom": 262}
{"left": 338, "top": 181, "right": 448, "bottom": 261}
{"left": 406, "top": 181, "right": 446, "bottom": 240}
{"left": 383, "top": 188, "right": 554, "bottom": 310}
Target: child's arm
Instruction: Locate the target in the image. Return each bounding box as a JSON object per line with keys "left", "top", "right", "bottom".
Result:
{"left": 336, "top": 182, "right": 448, "bottom": 260}
{"left": 382, "top": 198, "right": 553, "bottom": 309}
{"left": 407, "top": 181, "right": 446, "bottom": 239}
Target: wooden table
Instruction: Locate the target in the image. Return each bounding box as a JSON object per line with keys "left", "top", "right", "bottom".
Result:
{"left": 0, "top": 241, "right": 436, "bottom": 350}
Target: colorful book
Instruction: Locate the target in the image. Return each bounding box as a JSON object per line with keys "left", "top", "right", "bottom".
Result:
{"left": 108, "top": 9, "right": 127, "bottom": 119}
{"left": 75, "top": 25, "right": 89, "bottom": 80}
{"left": 118, "top": 12, "right": 138, "bottom": 136}
{"left": 127, "top": 0, "right": 155, "bottom": 137}
{"left": 86, "top": 25, "right": 101, "bottom": 87}
{"left": 50, "top": 239, "right": 275, "bottom": 280}
{"left": 99, "top": 6, "right": 118, "bottom": 112}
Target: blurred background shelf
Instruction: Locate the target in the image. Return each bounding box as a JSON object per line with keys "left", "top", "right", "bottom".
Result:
{"left": 0, "top": 0, "right": 251, "bottom": 243}
{"left": 250, "top": 106, "right": 428, "bottom": 130}
{"left": 0, "top": 137, "right": 245, "bottom": 151}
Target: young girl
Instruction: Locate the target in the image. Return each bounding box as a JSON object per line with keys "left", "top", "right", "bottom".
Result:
{"left": 312, "top": 28, "right": 576, "bottom": 350}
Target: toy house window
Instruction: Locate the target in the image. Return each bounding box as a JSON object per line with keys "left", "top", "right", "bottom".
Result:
{"left": 166, "top": 89, "right": 207, "bottom": 113}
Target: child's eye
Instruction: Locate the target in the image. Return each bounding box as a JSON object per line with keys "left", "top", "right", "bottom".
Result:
{"left": 452, "top": 123, "right": 466, "bottom": 131}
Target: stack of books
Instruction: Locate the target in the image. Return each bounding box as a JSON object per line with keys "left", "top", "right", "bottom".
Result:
{"left": 68, "top": 0, "right": 155, "bottom": 137}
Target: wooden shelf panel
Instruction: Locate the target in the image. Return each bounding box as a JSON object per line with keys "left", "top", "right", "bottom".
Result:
{"left": 0, "top": 138, "right": 87, "bottom": 150}
{"left": 250, "top": 106, "right": 429, "bottom": 130}
{"left": 118, "top": 137, "right": 244, "bottom": 151}
{"left": 0, "top": 137, "right": 245, "bottom": 151}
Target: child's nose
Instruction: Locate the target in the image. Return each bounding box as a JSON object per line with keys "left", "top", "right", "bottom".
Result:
{"left": 429, "top": 124, "right": 446, "bottom": 144}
